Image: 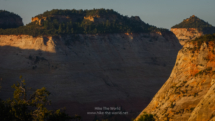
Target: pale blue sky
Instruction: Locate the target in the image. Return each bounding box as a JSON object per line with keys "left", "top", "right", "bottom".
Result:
{"left": 1, "top": 0, "right": 215, "bottom": 29}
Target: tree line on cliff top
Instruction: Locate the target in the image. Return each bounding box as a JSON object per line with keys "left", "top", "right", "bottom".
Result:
{"left": 0, "top": 9, "right": 167, "bottom": 36}
{"left": 0, "top": 10, "right": 23, "bottom": 29}
{"left": 0, "top": 10, "right": 21, "bottom": 19}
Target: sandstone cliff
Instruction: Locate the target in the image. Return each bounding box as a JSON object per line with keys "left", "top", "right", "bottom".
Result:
{"left": 0, "top": 31, "right": 181, "bottom": 120}
{"left": 171, "top": 28, "right": 203, "bottom": 45}
{"left": 135, "top": 34, "right": 215, "bottom": 121}
{"left": 0, "top": 10, "right": 23, "bottom": 29}
{"left": 171, "top": 28, "right": 215, "bottom": 46}
{"left": 171, "top": 15, "right": 215, "bottom": 46}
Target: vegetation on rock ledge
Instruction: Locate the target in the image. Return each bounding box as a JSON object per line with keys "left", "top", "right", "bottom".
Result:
{"left": 136, "top": 112, "right": 155, "bottom": 121}
{"left": 191, "top": 33, "right": 215, "bottom": 47}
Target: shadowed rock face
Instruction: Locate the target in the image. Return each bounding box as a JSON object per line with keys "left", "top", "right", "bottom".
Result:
{"left": 0, "top": 32, "right": 181, "bottom": 120}
{"left": 135, "top": 39, "right": 215, "bottom": 121}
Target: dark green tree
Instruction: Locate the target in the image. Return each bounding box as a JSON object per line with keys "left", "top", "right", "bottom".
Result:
{"left": 71, "top": 28, "right": 74, "bottom": 33}
{"left": 58, "top": 24, "right": 62, "bottom": 34}
{"left": 66, "top": 25, "right": 70, "bottom": 33}
{"left": 5, "top": 75, "right": 51, "bottom": 121}
{"left": 0, "top": 76, "right": 81, "bottom": 121}
{"left": 137, "top": 112, "right": 155, "bottom": 121}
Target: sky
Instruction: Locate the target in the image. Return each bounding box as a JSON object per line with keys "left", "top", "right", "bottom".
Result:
{"left": 1, "top": 0, "right": 215, "bottom": 30}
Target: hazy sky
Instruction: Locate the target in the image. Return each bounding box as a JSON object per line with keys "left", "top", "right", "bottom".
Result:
{"left": 1, "top": 0, "right": 215, "bottom": 29}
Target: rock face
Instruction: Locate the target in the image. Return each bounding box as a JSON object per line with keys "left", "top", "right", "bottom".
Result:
{"left": 171, "top": 28, "right": 215, "bottom": 46}
{"left": 171, "top": 15, "right": 215, "bottom": 46}
{"left": 0, "top": 10, "right": 23, "bottom": 29}
{"left": 171, "top": 28, "right": 203, "bottom": 45}
{"left": 0, "top": 31, "right": 181, "bottom": 120}
{"left": 135, "top": 35, "right": 215, "bottom": 121}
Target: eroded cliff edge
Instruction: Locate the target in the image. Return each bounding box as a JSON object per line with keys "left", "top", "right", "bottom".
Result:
{"left": 135, "top": 34, "right": 215, "bottom": 121}
{"left": 0, "top": 31, "right": 181, "bottom": 120}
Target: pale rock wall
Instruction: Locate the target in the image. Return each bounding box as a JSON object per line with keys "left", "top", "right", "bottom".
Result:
{"left": 171, "top": 28, "right": 203, "bottom": 46}
{"left": 171, "top": 28, "right": 215, "bottom": 46}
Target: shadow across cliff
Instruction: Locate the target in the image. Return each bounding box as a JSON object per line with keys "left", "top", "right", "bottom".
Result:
{"left": 0, "top": 45, "right": 150, "bottom": 120}
{"left": 0, "top": 32, "right": 181, "bottom": 120}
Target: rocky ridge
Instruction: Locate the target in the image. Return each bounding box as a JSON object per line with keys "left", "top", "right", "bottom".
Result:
{"left": 135, "top": 34, "right": 215, "bottom": 121}
{"left": 0, "top": 9, "right": 163, "bottom": 37}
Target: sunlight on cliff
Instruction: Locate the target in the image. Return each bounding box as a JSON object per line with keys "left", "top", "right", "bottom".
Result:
{"left": 125, "top": 33, "right": 133, "bottom": 41}
{"left": 0, "top": 35, "right": 56, "bottom": 53}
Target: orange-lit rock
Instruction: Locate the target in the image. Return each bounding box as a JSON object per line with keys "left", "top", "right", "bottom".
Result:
{"left": 84, "top": 15, "right": 100, "bottom": 22}
{"left": 135, "top": 40, "right": 215, "bottom": 121}
{"left": 31, "top": 17, "right": 40, "bottom": 22}
{"left": 171, "top": 28, "right": 203, "bottom": 45}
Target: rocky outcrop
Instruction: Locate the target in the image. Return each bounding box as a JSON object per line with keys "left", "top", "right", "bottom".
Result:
{"left": 31, "top": 17, "right": 47, "bottom": 26}
{"left": 0, "top": 32, "right": 181, "bottom": 120}
{"left": 135, "top": 35, "right": 215, "bottom": 121}
{"left": 0, "top": 10, "right": 23, "bottom": 29}
{"left": 84, "top": 15, "right": 101, "bottom": 22}
{"left": 171, "top": 28, "right": 203, "bottom": 45}
{"left": 171, "top": 28, "right": 215, "bottom": 46}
